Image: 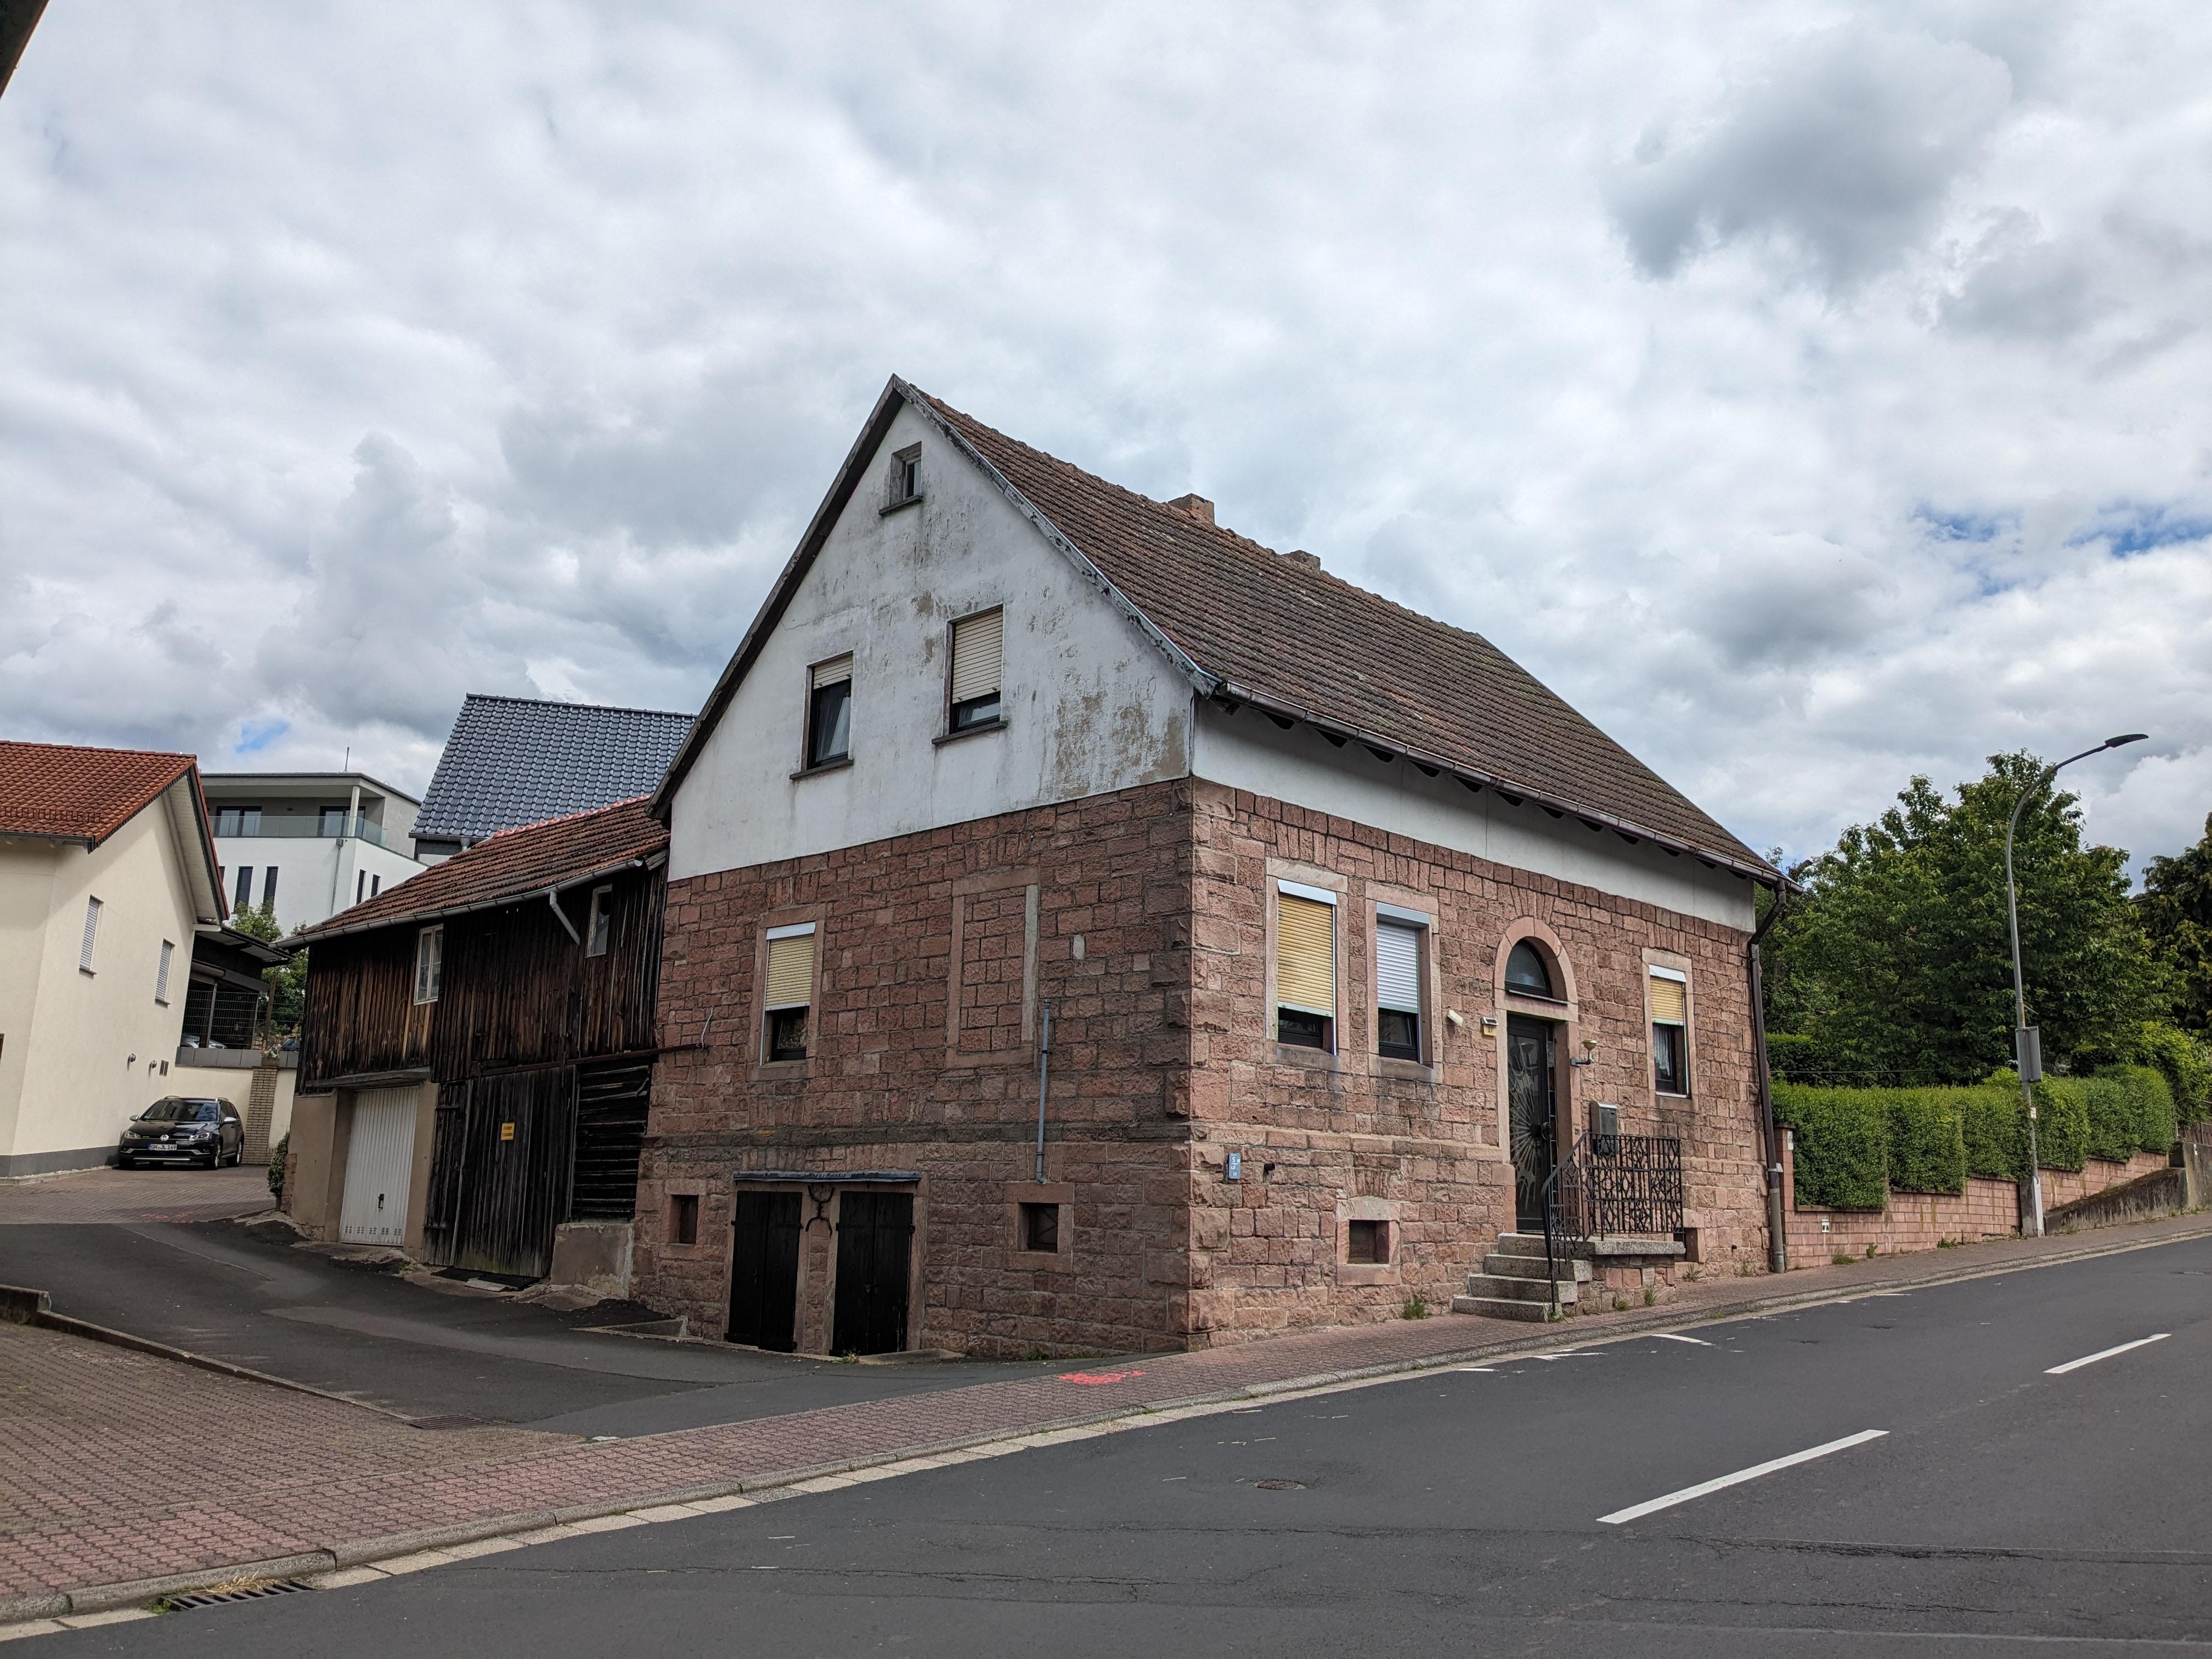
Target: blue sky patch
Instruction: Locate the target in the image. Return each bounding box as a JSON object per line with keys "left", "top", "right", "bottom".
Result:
{"left": 234, "top": 718, "right": 290, "bottom": 754}
{"left": 2079, "top": 504, "right": 2212, "bottom": 558}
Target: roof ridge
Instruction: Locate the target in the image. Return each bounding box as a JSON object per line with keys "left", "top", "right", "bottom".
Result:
{"left": 457, "top": 691, "right": 695, "bottom": 720}
{"left": 2, "top": 737, "right": 198, "bottom": 766}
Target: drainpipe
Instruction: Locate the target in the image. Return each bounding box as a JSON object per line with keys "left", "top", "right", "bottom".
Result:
{"left": 545, "top": 887, "right": 581, "bottom": 944}
{"left": 1034, "top": 1002, "right": 1052, "bottom": 1183}
{"left": 1748, "top": 881, "right": 1790, "bottom": 1274}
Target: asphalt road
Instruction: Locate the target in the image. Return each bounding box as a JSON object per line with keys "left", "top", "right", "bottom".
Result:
{"left": 31, "top": 1232, "right": 2212, "bottom": 1656}
{"left": 0, "top": 1217, "right": 1023, "bottom": 1432}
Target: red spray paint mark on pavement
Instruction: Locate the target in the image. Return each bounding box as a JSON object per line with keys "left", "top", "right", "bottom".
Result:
{"left": 1057, "top": 1369, "right": 1146, "bottom": 1386}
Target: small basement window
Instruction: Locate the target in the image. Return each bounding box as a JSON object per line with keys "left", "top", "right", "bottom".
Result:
{"left": 1020, "top": 1201, "right": 1060, "bottom": 1253}
{"left": 669, "top": 1193, "right": 700, "bottom": 1246}
{"left": 763, "top": 922, "right": 817, "bottom": 1061}
{"left": 947, "top": 607, "right": 1005, "bottom": 732}
{"left": 806, "top": 656, "right": 853, "bottom": 768}
{"left": 1347, "top": 1219, "right": 1390, "bottom": 1265}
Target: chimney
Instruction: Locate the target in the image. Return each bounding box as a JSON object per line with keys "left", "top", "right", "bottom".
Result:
{"left": 1283, "top": 549, "right": 1321, "bottom": 570}
{"left": 1167, "top": 493, "right": 1215, "bottom": 525}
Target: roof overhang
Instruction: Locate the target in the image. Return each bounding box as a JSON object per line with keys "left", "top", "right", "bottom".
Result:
{"left": 296, "top": 848, "right": 667, "bottom": 944}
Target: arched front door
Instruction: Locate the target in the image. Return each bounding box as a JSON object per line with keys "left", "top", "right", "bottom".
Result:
{"left": 1506, "top": 1014, "right": 1559, "bottom": 1230}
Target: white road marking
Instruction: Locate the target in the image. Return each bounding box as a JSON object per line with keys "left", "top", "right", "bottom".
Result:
{"left": 2045, "top": 1333, "right": 2169, "bottom": 1375}
{"left": 1652, "top": 1333, "right": 1711, "bottom": 1346}
{"left": 1598, "top": 1430, "right": 1889, "bottom": 1525}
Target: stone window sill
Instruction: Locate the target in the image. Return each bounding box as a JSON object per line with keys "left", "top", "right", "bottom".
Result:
{"left": 933, "top": 718, "right": 1007, "bottom": 746}
{"left": 790, "top": 757, "right": 853, "bottom": 782}
{"left": 752, "top": 1059, "right": 810, "bottom": 1081}
{"left": 879, "top": 494, "right": 924, "bottom": 517}
{"left": 1376, "top": 1056, "right": 1436, "bottom": 1083}
{"left": 1274, "top": 1042, "right": 1340, "bottom": 1071}
{"left": 1336, "top": 1262, "right": 1399, "bottom": 1286}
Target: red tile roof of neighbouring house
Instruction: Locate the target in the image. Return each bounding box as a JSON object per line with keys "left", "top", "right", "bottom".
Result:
{"left": 296, "top": 797, "right": 667, "bottom": 941}
{"left": 657, "top": 377, "right": 1777, "bottom": 883}
{"left": 0, "top": 740, "right": 200, "bottom": 846}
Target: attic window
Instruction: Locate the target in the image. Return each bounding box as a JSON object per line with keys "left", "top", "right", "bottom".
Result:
{"left": 806, "top": 656, "right": 853, "bottom": 769}
{"left": 886, "top": 444, "right": 922, "bottom": 510}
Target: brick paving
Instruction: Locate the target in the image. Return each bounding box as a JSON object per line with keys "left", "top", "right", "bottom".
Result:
{"left": 5, "top": 1209, "right": 2211, "bottom": 1618}
{"left": 0, "top": 1165, "right": 273, "bottom": 1227}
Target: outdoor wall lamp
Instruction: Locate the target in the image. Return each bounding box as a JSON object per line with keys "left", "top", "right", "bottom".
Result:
{"left": 1568, "top": 1038, "right": 1597, "bottom": 1068}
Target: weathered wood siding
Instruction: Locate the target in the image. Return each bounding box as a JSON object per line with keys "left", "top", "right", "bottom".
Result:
{"left": 297, "top": 864, "right": 665, "bottom": 1090}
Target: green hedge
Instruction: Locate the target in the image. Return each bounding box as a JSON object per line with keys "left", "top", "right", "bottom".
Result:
{"left": 1883, "top": 1090, "right": 1968, "bottom": 1194}
{"left": 1773, "top": 1085, "right": 1890, "bottom": 1210}
{"left": 2040, "top": 1066, "right": 2175, "bottom": 1164}
{"left": 1961, "top": 1086, "right": 2024, "bottom": 1180}
{"left": 2025, "top": 1079, "right": 2089, "bottom": 1171}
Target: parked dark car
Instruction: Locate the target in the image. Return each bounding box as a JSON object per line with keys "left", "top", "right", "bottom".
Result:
{"left": 117, "top": 1097, "right": 244, "bottom": 1169}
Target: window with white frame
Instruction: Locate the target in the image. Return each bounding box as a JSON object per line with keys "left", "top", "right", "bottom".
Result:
{"left": 1374, "top": 905, "right": 1428, "bottom": 1062}
{"left": 414, "top": 925, "right": 444, "bottom": 1005}
{"left": 806, "top": 656, "right": 853, "bottom": 769}
{"left": 763, "top": 922, "right": 817, "bottom": 1062}
{"left": 1650, "top": 967, "right": 1689, "bottom": 1096}
{"left": 586, "top": 885, "right": 613, "bottom": 957}
{"left": 947, "top": 608, "right": 1004, "bottom": 732}
{"left": 155, "top": 940, "right": 174, "bottom": 1005}
{"left": 1274, "top": 881, "right": 1337, "bottom": 1051}
{"left": 78, "top": 896, "right": 101, "bottom": 973}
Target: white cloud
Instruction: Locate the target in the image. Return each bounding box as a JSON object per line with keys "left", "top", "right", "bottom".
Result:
{"left": 1, "top": 1, "right": 2208, "bottom": 877}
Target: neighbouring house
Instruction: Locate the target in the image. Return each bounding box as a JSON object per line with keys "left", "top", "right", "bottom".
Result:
{"left": 0, "top": 740, "right": 227, "bottom": 1175}
{"left": 286, "top": 798, "right": 666, "bottom": 1281}
{"left": 633, "top": 378, "right": 1786, "bottom": 1359}
{"left": 202, "top": 770, "right": 428, "bottom": 932}
{"left": 409, "top": 693, "right": 693, "bottom": 864}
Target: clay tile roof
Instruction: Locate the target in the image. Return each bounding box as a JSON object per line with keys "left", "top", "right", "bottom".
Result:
{"left": 0, "top": 740, "right": 199, "bottom": 845}
{"left": 298, "top": 797, "right": 667, "bottom": 941}
{"left": 415, "top": 693, "right": 694, "bottom": 848}
{"left": 913, "top": 389, "right": 1769, "bottom": 876}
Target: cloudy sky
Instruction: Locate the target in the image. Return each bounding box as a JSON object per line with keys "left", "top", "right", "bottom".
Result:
{"left": 4, "top": 2, "right": 2209, "bottom": 872}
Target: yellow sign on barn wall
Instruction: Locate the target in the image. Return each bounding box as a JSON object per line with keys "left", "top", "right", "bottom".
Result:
{"left": 499, "top": 1122, "right": 516, "bottom": 1142}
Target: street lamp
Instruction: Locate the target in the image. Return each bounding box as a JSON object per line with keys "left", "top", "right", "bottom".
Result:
{"left": 2005, "top": 732, "right": 2148, "bottom": 1236}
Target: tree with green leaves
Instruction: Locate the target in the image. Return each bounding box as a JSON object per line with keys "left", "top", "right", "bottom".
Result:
{"left": 2140, "top": 813, "right": 2212, "bottom": 1037}
{"left": 1763, "top": 753, "right": 2168, "bottom": 1086}
{"left": 229, "top": 898, "right": 309, "bottom": 1035}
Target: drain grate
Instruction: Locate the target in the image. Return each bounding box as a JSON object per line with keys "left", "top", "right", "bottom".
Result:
{"left": 1253, "top": 1479, "right": 1306, "bottom": 1491}
{"left": 163, "top": 1579, "right": 313, "bottom": 1611}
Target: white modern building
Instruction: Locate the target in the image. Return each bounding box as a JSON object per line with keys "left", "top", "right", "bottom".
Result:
{"left": 201, "top": 772, "right": 428, "bottom": 934}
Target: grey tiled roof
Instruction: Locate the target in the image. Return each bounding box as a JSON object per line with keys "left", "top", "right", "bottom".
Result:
{"left": 415, "top": 693, "right": 693, "bottom": 847}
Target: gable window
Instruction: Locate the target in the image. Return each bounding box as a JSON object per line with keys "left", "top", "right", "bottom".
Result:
{"left": 1505, "top": 940, "right": 1555, "bottom": 999}
{"left": 763, "top": 922, "right": 817, "bottom": 1062}
{"left": 886, "top": 443, "right": 922, "bottom": 509}
{"left": 235, "top": 865, "right": 255, "bottom": 910}
{"left": 805, "top": 656, "right": 853, "bottom": 769}
{"left": 1274, "top": 881, "right": 1337, "bottom": 1051}
{"left": 155, "top": 940, "right": 174, "bottom": 1005}
{"left": 413, "top": 925, "right": 444, "bottom": 1005}
{"left": 586, "top": 885, "right": 613, "bottom": 957}
{"left": 1375, "top": 906, "right": 1427, "bottom": 1062}
{"left": 1650, "top": 967, "right": 1690, "bottom": 1096}
{"left": 78, "top": 897, "right": 101, "bottom": 974}
{"left": 947, "top": 607, "right": 1005, "bottom": 732}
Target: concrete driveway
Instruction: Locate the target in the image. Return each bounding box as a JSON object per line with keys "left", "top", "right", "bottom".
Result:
{"left": 0, "top": 1167, "right": 1028, "bottom": 1435}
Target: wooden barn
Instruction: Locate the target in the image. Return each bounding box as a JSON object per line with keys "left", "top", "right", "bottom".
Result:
{"left": 283, "top": 798, "right": 667, "bottom": 1283}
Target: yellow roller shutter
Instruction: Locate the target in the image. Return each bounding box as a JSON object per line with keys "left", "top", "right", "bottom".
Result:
{"left": 950, "top": 610, "right": 1003, "bottom": 704}
{"left": 1649, "top": 972, "right": 1686, "bottom": 1025}
{"left": 1276, "top": 893, "right": 1336, "bottom": 1017}
{"left": 764, "top": 928, "right": 816, "bottom": 1010}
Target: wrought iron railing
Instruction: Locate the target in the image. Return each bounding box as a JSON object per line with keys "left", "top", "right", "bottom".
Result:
{"left": 1539, "top": 1131, "right": 1685, "bottom": 1316}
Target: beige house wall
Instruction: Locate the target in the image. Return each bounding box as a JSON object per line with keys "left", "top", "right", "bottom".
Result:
{"left": 1, "top": 808, "right": 200, "bottom": 1175}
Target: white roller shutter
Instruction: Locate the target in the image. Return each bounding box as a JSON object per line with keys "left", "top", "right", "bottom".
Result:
{"left": 1376, "top": 921, "right": 1423, "bottom": 1014}
{"left": 950, "top": 610, "right": 1003, "bottom": 704}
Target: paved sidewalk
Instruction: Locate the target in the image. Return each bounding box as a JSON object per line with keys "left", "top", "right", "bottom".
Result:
{"left": 6, "top": 1208, "right": 2210, "bottom": 1624}
{"left": 0, "top": 1165, "right": 273, "bottom": 1226}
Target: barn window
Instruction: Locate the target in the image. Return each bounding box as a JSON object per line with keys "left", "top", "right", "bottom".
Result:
{"left": 413, "top": 925, "right": 444, "bottom": 1004}
{"left": 763, "top": 922, "right": 817, "bottom": 1062}
{"left": 1274, "top": 880, "right": 1337, "bottom": 1051}
{"left": 947, "top": 607, "right": 1004, "bottom": 732}
{"left": 806, "top": 656, "right": 853, "bottom": 769}
{"left": 586, "top": 885, "right": 613, "bottom": 957}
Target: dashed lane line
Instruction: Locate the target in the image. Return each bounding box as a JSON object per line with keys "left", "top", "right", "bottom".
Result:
{"left": 1598, "top": 1430, "right": 1889, "bottom": 1526}
{"left": 2046, "top": 1333, "right": 2169, "bottom": 1375}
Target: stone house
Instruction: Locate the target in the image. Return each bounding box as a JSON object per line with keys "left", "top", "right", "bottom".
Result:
{"left": 635, "top": 377, "right": 1784, "bottom": 1357}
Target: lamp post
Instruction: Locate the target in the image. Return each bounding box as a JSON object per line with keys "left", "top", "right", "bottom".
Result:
{"left": 2005, "top": 732, "right": 2147, "bottom": 1235}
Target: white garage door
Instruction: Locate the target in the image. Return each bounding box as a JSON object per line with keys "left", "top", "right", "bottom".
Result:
{"left": 340, "top": 1088, "right": 418, "bottom": 1245}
